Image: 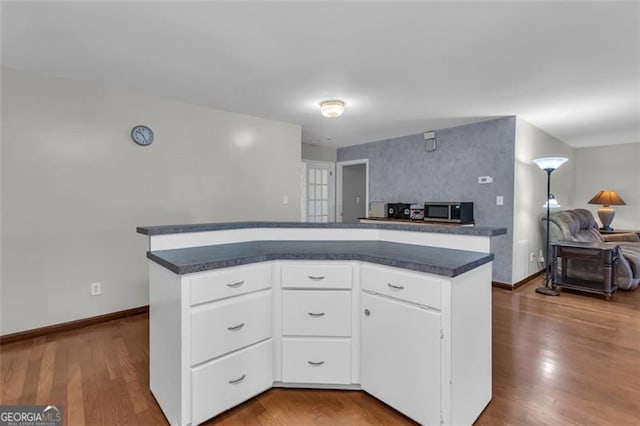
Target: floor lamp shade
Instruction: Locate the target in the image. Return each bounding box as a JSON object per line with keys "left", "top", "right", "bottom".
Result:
{"left": 533, "top": 157, "right": 568, "bottom": 171}
{"left": 588, "top": 190, "right": 626, "bottom": 231}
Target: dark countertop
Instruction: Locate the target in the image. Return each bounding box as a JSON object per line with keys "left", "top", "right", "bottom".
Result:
{"left": 137, "top": 221, "right": 507, "bottom": 237}
{"left": 147, "top": 240, "right": 494, "bottom": 277}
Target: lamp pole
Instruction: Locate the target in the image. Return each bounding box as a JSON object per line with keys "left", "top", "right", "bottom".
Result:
{"left": 536, "top": 168, "right": 559, "bottom": 296}
{"left": 532, "top": 156, "right": 567, "bottom": 296}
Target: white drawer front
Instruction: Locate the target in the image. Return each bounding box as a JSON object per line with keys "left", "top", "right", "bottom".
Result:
{"left": 192, "top": 339, "right": 273, "bottom": 425}
{"left": 191, "top": 290, "right": 272, "bottom": 365}
{"left": 282, "top": 338, "right": 351, "bottom": 384}
{"left": 361, "top": 264, "right": 443, "bottom": 309}
{"left": 282, "top": 290, "right": 351, "bottom": 337}
{"left": 281, "top": 263, "right": 352, "bottom": 289}
{"left": 190, "top": 263, "right": 271, "bottom": 305}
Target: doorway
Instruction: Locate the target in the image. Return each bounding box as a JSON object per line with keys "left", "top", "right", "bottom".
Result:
{"left": 302, "top": 160, "right": 335, "bottom": 223}
{"left": 337, "top": 159, "right": 369, "bottom": 223}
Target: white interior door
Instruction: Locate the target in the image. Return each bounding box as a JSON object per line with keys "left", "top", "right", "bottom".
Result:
{"left": 302, "top": 161, "right": 335, "bottom": 223}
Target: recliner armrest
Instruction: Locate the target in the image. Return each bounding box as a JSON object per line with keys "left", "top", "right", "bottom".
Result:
{"left": 602, "top": 233, "right": 640, "bottom": 243}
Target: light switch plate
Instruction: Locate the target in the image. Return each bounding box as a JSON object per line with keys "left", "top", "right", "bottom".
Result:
{"left": 496, "top": 196, "right": 504, "bottom": 206}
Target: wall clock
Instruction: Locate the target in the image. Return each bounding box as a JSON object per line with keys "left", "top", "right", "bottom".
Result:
{"left": 131, "top": 125, "right": 154, "bottom": 146}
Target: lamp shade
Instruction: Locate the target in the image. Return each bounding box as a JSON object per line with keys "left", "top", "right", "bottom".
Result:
{"left": 588, "top": 190, "right": 626, "bottom": 206}
{"left": 532, "top": 157, "right": 568, "bottom": 171}
{"left": 543, "top": 194, "right": 561, "bottom": 209}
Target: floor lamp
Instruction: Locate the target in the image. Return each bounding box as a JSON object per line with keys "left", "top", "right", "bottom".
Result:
{"left": 533, "top": 157, "right": 568, "bottom": 296}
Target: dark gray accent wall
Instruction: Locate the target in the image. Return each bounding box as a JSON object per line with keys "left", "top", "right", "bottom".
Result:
{"left": 337, "top": 117, "right": 515, "bottom": 283}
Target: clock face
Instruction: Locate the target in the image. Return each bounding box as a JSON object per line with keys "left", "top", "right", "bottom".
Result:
{"left": 131, "top": 125, "right": 154, "bottom": 146}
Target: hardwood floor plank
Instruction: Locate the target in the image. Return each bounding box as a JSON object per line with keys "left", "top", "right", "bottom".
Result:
{"left": 35, "top": 341, "right": 57, "bottom": 405}
{"left": 1, "top": 342, "right": 31, "bottom": 405}
{"left": 1, "top": 276, "right": 638, "bottom": 425}
{"left": 66, "top": 360, "right": 85, "bottom": 425}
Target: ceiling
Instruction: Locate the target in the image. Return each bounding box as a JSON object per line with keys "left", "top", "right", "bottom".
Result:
{"left": 2, "top": 1, "right": 638, "bottom": 149}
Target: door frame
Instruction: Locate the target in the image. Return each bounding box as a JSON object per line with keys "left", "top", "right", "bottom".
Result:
{"left": 336, "top": 159, "right": 370, "bottom": 223}
{"left": 301, "top": 160, "right": 336, "bottom": 222}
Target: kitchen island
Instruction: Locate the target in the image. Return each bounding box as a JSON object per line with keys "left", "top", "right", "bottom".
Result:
{"left": 137, "top": 222, "right": 506, "bottom": 426}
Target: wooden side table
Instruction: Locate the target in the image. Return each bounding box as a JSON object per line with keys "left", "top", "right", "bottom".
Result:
{"left": 551, "top": 241, "right": 620, "bottom": 300}
{"left": 599, "top": 229, "right": 640, "bottom": 238}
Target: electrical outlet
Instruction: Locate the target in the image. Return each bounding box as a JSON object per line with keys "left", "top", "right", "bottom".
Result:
{"left": 530, "top": 252, "right": 536, "bottom": 262}
{"left": 91, "top": 282, "right": 101, "bottom": 296}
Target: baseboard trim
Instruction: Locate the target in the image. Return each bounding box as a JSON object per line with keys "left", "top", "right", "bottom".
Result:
{"left": 492, "top": 269, "right": 544, "bottom": 291}
{"left": 492, "top": 281, "right": 514, "bottom": 290}
{"left": 0, "top": 305, "right": 149, "bottom": 345}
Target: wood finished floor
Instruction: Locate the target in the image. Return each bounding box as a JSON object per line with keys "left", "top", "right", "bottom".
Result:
{"left": 2, "top": 278, "right": 639, "bottom": 425}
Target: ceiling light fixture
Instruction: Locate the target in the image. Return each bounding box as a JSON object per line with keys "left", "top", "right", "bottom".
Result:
{"left": 319, "top": 100, "right": 345, "bottom": 118}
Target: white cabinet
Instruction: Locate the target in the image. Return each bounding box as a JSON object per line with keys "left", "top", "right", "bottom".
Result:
{"left": 282, "top": 290, "right": 351, "bottom": 337}
{"left": 149, "top": 258, "right": 492, "bottom": 426}
{"left": 191, "top": 339, "right": 272, "bottom": 425}
{"left": 190, "top": 263, "right": 271, "bottom": 305}
{"left": 361, "top": 292, "right": 441, "bottom": 425}
{"left": 282, "top": 338, "right": 351, "bottom": 384}
{"left": 359, "top": 262, "right": 492, "bottom": 426}
{"left": 361, "top": 263, "right": 443, "bottom": 308}
{"left": 280, "top": 262, "right": 354, "bottom": 386}
{"left": 190, "top": 290, "right": 272, "bottom": 364}
{"left": 281, "top": 263, "right": 352, "bottom": 289}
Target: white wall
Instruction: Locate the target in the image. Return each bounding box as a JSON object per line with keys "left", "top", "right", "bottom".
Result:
{"left": 1, "top": 68, "right": 301, "bottom": 334}
{"left": 301, "top": 143, "right": 337, "bottom": 162}
{"left": 513, "top": 118, "right": 575, "bottom": 283}
{"left": 575, "top": 143, "right": 640, "bottom": 230}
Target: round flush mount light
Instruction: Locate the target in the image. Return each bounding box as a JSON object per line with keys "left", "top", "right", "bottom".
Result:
{"left": 319, "top": 100, "right": 345, "bottom": 118}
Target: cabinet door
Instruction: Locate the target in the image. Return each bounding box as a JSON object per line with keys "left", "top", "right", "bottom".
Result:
{"left": 361, "top": 292, "right": 441, "bottom": 426}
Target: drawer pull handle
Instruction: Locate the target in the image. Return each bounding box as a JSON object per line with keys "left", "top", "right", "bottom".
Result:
{"left": 227, "top": 280, "right": 245, "bottom": 288}
{"left": 307, "top": 361, "right": 325, "bottom": 366}
{"left": 227, "top": 323, "right": 245, "bottom": 331}
{"left": 228, "top": 374, "right": 246, "bottom": 384}
{"left": 308, "top": 275, "right": 325, "bottom": 281}
{"left": 308, "top": 312, "right": 326, "bottom": 317}
{"left": 387, "top": 283, "right": 405, "bottom": 290}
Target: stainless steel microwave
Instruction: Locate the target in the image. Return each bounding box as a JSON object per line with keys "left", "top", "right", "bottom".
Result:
{"left": 424, "top": 202, "right": 474, "bottom": 224}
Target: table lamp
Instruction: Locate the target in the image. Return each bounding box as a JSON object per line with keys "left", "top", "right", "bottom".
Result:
{"left": 588, "top": 190, "right": 626, "bottom": 231}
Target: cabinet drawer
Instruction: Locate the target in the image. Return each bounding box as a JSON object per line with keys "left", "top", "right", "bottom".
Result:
{"left": 361, "top": 264, "right": 442, "bottom": 309}
{"left": 282, "top": 290, "right": 351, "bottom": 337}
{"left": 282, "top": 338, "right": 351, "bottom": 384}
{"left": 281, "top": 263, "right": 352, "bottom": 289}
{"left": 191, "top": 290, "right": 271, "bottom": 365}
{"left": 192, "top": 339, "right": 272, "bottom": 425}
{"left": 190, "top": 263, "right": 271, "bottom": 306}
